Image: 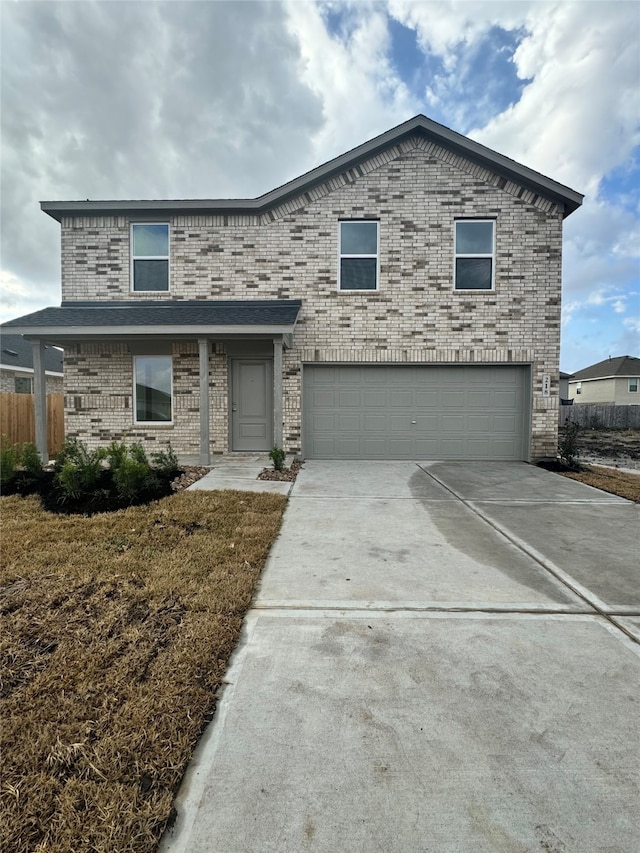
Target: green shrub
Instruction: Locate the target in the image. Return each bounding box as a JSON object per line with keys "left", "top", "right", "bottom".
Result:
{"left": 0, "top": 436, "right": 18, "bottom": 489}
{"left": 151, "top": 443, "right": 180, "bottom": 477}
{"left": 559, "top": 420, "right": 581, "bottom": 468}
{"left": 106, "top": 440, "right": 129, "bottom": 470}
{"left": 53, "top": 437, "right": 105, "bottom": 501}
{"left": 19, "top": 442, "right": 43, "bottom": 477}
{"left": 112, "top": 455, "right": 158, "bottom": 503}
{"left": 269, "top": 446, "right": 286, "bottom": 471}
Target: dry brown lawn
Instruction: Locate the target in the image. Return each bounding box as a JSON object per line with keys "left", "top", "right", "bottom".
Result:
{"left": 561, "top": 465, "right": 640, "bottom": 503}
{"left": 0, "top": 490, "right": 286, "bottom": 853}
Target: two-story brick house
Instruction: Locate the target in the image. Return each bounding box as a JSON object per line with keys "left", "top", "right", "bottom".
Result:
{"left": 5, "top": 115, "right": 583, "bottom": 464}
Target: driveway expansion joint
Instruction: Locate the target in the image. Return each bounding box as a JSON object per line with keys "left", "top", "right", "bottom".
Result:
{"left": 418, "top": 464, "right": 640, "bottom": 646}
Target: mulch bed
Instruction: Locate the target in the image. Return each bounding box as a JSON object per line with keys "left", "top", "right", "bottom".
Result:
{"left": 258, "top": 458, "right": 303, "bottom": 482}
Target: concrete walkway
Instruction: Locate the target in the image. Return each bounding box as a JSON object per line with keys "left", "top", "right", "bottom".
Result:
{"left": 187, "top": 454, "right": 293, "bottom": 495}
{"left": 162, "top": 461, "right": 640, "bottom": 853}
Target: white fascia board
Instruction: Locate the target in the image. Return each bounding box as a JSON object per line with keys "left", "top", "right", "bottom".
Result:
{"left": 0, "top": 364, "right": 63, "bottom": 377}
{"left": 12, "top": 324, "right": 296, "bottom": 338}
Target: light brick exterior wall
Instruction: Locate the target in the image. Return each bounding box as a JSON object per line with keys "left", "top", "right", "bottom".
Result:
{"left": 0, "top": 371, "right": 63, "bottom": 394}
{"left": 58, "top": 136, "right": 564, "bottom": 460}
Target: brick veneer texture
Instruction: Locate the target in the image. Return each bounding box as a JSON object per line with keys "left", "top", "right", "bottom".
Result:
{"left": 59, "top": 136, "right": 563, "bottom": 460}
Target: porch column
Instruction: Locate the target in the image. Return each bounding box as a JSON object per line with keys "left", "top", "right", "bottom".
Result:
{"left": 273, "top": 337, "right": 283, "bottom": 449}
{"left": 31, "top": 340, "right": 48, "bottom": 462}
{"left": 198, "top": 337, "right": 211, "bottom": 466}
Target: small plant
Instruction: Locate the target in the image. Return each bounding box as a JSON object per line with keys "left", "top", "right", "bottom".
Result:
{"left": 0, "top": 435, "right": 18, "bottom": 489}
{"left": 19, "top": 442, "right": 43, "bottom": 478}
{"left": 53, "top": 437, "right": 106, "bottom": 501}
{"left": 269, "top": 446, "right": 286, "bottom": 471}
{"left": 559, "top": 420, "right": 581, "bottom": 469}
{"left": 112, "top": 455, "right": 158, "bottom": 503}
{"left": 151, "top": 443, "right": 180, "bottom": 477}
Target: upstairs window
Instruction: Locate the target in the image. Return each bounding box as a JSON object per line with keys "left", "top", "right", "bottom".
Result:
{"left": 339, "top": 220, "right": 379, "bottom": 291}
{"left": 131, "top": 223, "right": 169, "bottom": 291}
{"left": 575, "top": 382, "right": 582, "bottom": 395}
{"left": 454, "top": 220, "right": 495, "bottom": 290}
{"left": 629, "top": 378, "right": 638, "bottom": 392}
{"left": 133, "top": 356, "right": 172, "bottom": 423}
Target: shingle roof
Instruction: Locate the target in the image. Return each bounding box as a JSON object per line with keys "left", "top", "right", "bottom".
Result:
{"left": 2, "top": 300, "right": 302, "bottom": 335}
{"left": 40, "top": 115, "right": 583, "bottom": 222}
{"left": 571, "top": 355, "right": 640, "bottom": 381}
{"left": 0, "top": 332, "right": 63, "bottom": 372}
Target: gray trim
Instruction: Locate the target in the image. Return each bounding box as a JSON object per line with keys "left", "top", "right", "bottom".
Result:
{"left": 273, "top": 338, "right": 283, "bottom": 449}
{"left": 32, "top": 341, "right": 48, "bottom": 461}
{"left": 198, "top": 338, "right": 211, "bottom": 466}
{"left": 40, "top": 115, "right": 583, "bottom": 221}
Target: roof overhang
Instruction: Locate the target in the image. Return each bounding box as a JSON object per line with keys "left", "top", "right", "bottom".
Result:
{"left": 40, "top": 115, "right": 584, "bottom": 222}
{"left": 11, "top": 325, "right": 296, "bottom": 341}
{"left": 2, "top": 300, "right": 302, "bottom": 347}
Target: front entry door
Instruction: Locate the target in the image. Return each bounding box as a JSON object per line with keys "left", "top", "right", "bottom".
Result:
{"left": 231, "top": 359, "right": 273, "bottom": 451}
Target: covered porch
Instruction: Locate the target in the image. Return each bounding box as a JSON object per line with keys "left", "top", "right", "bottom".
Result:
{"left": 3, "top": 300, "right": 302, "bottom": 464}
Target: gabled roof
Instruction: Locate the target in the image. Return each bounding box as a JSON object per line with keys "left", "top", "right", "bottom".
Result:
{"left": 0, "top": 332, "right": 63, "bottom": 373}
{"left": 41, "top": 114, "right": 584, "bottom": 222}
{"left": 570, "top": 355, "right": 640, "bottom": 381}
{"left": 1, "top": 300, "right": 302, "bottom": 340}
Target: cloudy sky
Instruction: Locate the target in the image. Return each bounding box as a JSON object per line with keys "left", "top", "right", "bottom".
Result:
{"left": 1, "top": 0, "right": 638, "bottom": 372}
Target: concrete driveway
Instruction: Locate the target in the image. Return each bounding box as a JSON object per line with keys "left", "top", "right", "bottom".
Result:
{"left": 161, "top": 461, "right": 639, "bottom": 853}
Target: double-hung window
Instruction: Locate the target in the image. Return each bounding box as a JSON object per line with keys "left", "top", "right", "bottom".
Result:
{"left": 131, "top": 223, "right": 169, "bottom": 292}
{"left": 339, "top": 220, "right": 379, "bottom": 291}
{"left": 454, "top": 219, "right": 495, "bottom": 290}
{"left": 629, "top": 378, "right": 638, "bottom": 393}
{"left": 133, "top": 356, "right": 172, "bottom": 423}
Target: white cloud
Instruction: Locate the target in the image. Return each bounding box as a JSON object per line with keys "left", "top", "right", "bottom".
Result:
{"left": 284, "top": 0, "right": 417, "bottom": 163}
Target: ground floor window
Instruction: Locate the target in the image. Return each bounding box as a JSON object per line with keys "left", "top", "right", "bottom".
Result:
{"left": 133, "top": 356, "right": 172, "bottom": 423}
{"left": 14, "top": 376, "right": 32, "bottom": 393}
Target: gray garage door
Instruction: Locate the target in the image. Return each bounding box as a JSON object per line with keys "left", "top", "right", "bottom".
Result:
{"left": 303, "top": 365, "right": 529, "bottom": 460}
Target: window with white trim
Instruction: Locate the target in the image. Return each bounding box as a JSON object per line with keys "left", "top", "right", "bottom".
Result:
{"left": 575, "top": 382, "right": 582, "bottom": 395}
{"left": 338, "top": 220, "right": 379, "bottom": 291}
{"left": 131, "top": 223, "right": 169, "bottom": 291}
{"left": 629, "top": 378, "right": 638, "bottom": 392}
{"left": 133, "top": 356, "right": 172, "bottom": 423}
{"left": 454, "top": 220, "right": 495, "bottom": 290}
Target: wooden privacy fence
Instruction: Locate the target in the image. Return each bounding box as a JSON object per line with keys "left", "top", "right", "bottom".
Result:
{"left": 560, "top": 404, "right": 640, "bottom": 429}
{"left": 0, "top": 393, "right": 65, "bottom": 456}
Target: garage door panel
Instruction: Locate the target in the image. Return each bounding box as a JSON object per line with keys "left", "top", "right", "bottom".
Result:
{"left": 441, "top": 415, "right": 465, "bottom": 431}
{"left": 363, "top": 390, "right": 387, "bottom": 407}
{"left": 312, "top": 390, "right": 336, "bottom": 407}
{"left": 390, "top": 390, "right": 412, "bottom": 407}
{"left": 312, "top": 414, "right": 336, "bottom": 431}
{"left": 467, "top": 414, "right": 492, "bottom": 431}
{"left": 441, "top": 391, "right": 466, "bottom": 407}
{"left": 414, "top": 390, "right": 440, "bottom": 407}
{"left": 337, "top": 414, "right": 360, "bottom": 431}
{"left": 338, "top": 390, "right": 361, "bottom": 407}
{"left": 303, "top": 365, "right": 527, "bottom": 460}
{"left": 364, "top": 414, "right": 387, "bottom": 431}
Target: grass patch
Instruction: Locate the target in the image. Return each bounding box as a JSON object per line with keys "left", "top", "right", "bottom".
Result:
{"left": 560, "top": 465, "right": 640, "bottom": 503}
{"left": 0, "top": 490, "right": 287, "bottom": 852}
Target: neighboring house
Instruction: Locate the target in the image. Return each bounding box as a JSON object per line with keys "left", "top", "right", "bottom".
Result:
{"left": 559, "top": 371, "right": 573, "bottom": 405}
{"left": 0, "top": 333, "right": 63, "bottom": 394}
{"left": 4, "top": 115, "right": 583, "bottom": 464}
{"left": 568, "top": 356, "right": 640, "bottom": 404}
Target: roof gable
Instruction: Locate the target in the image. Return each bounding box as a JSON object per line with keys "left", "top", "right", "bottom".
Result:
{"left": 41, "top": 115, "right": 584, "bottom": 223}
{"left": 571, "top": 355, "right": 640, "bottom": 380}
